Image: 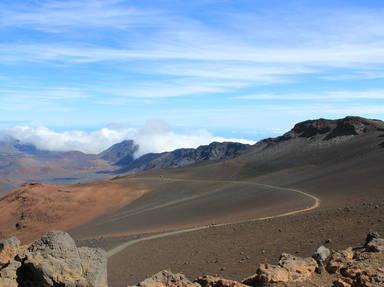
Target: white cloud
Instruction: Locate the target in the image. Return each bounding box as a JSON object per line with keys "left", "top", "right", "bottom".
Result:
{"left": 236, "top": 89, "right": 384, "bottom": 100}
{"left": 1, "top": 2, "right": 384, "bottom": 71}
{"left": 133, "top": 120, "right": 254, "bottom": 155}
{"left": 0, "top": 0, "right": 162, "bottom": 32}
{"left": 0, "top": 121, "right": 255, "bottom": 155}
{"left": 0, "top": 87, "right": 91, "bottom": 112}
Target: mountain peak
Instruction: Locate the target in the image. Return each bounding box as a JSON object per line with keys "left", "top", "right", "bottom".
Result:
{"left": 98, "top": 139, "right": 138, "bottom": 164}
{"left": 287, "top": 116, "right": 384, "bottom": 141}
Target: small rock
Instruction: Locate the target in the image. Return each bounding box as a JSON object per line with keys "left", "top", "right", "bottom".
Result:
{"left": 333, "top": 278, "right": 352, "bottom": 287}
{"left": 138, "top": 270, "right": 197, "bottom": 287}
{"left": 313, "top": 245, "right": 331, "bottom": 262}
{"left": 278, "top": 253, "right": 318, "bottom": 282}
{"left": 366, "top": 238, "right": 384, "bottom": 252}
{"left": 0, "top": 237, "right": 21, "bottom": 266}
{"left": 365, "top": 231, "right": 380, "bottom": 246}
{"left": 341, "top": 247, "right": 354, "bottom": 260}
{"left": 326, "top": 248, "right": 354, "bottom": 273}
{"left": 243, "top": 264, "right": 289, "bottom": 285}
{"left": 196, "top": 275, "right": 247, "bottom": 287}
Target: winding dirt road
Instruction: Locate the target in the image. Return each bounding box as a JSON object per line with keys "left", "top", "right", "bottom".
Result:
{"left": 107, "top": 177, "right": 320, "bottom": 257}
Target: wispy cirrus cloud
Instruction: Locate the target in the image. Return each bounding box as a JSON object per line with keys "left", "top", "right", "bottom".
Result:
{"left": 0, "top": 0, "right": 163, "bottom": 32}
{"left": 236, "top": 89, "right": 384, "bottom": 101}
{"left": 1, "top": 42, "right": 384, "bottom": 67}
{"left": 0, "top": 87, "right": 90, "bottom": 112}
{"left": 0, "top": 0, "right": 384, "bottom": 134}
{"left": 1, "top": 1, "right": 384, "bottom": 69}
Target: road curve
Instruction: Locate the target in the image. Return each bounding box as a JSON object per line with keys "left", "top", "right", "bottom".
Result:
{"left": 107, "top": 177, "right": 320, "bottom": 257}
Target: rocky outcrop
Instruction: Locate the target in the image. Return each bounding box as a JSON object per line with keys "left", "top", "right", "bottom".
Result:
{"left": 1, "top": 230, "right": 382, "bottom": 287}
{"left": 0, "top": 230, "right": 107, "bottom": 287}
{"left": 242, "top": 264, "right": 289, "bottom": 285}
{"left": 289, "top": 116, "right": 384, "bottom": 141}
{"left": 0, "top": 237, "right": 21, "bottom": 266}
{"left": 78, "top": 247, "right": 108, "bottom": 287}
{"left": 196, "top": 275, "right": 248, "bottom": 287}
{"left": 130, "top": 272, "right": 249, "bottom": 287}
{"left": 133, "top": 270, "right": 197, "bottom": 287}
{"left": 134, "top": 232, "right": 384, "bottom": 287}
{"left": 326, "top": 247, "right": 354, "bottom": 274}
{"left": 259, "top": 116, "right": 384, "bottom": 147}
{"left": 278, "top": 253, "right": 318, "bottom": 281}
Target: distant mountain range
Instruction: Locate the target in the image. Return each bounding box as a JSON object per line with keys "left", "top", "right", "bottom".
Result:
{"left": 0, "top": 116, "right": 383, "bottom": 194}
{"left": 0, "top": 138, "right": 250, "bottom": 193}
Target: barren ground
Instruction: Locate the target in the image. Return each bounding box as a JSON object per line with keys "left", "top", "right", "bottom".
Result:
{"left": 0, "top": 181, "right": 147, "bottom": 242}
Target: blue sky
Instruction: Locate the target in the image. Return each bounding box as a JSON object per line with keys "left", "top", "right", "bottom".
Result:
{"left": 1, "top": 0, "right": 384, "bottom": 152}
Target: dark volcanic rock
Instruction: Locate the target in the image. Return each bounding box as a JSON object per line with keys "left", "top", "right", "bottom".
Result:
{"left": 366, "top": 238, "right": 384, "bottom": 252}
{"left": 259, "top": 116, "right": 384, "bottom": 146}
{"left": 324, "top": 117, "right": 383, "bottom": 140}
{"left": 292, "top": 118, "right": 333, "bottom": 138}
{"left": 365, "top": 231, "right": 381, "bottom": 246}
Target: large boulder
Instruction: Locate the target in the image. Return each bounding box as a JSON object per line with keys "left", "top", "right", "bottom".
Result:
{"left": 326, "top": 248, "right": 354, "bottom": 274}
{"left": 196, "top": 275, "right": 247, "bottom": 287}
{"left": 0, "top": 260, "right": 21, "bottom": 287}
{"left": 278, "top": 253, "right": 318, "bottom": 282}
{"left": 78, "top": 247, "right": 108, "bottom": 287}
{"left": 22, "top": 230, "right": 86, "bottom": 286}
{"left": 136, "top": 270, "right": 197, "bottom": 287}
{"left": 0, "top": 237, "right": 21, "bottom": 266}
{"left": 242, "top": 263, "right": 289, "bottom": 285}
{"left": 0, "top": 231, "right": 108, "bottom": 287}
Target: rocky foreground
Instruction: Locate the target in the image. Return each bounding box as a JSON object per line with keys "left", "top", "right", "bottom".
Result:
{"left": 0, "top": 231, "right": 107, "bottom": 287}
{"left": 1, "top": 231, "right": 383, "bottom": 287}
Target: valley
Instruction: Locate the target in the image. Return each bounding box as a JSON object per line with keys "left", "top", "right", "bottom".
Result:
{"left": 1, "top": 116, "right": 384, "bottom": 286}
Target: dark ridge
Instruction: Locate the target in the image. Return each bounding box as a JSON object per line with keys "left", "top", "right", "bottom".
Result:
{"left": 260, "top": 116, "right": 384, "bottom": 146}
{"left": 116, "top": 141, "right": 251, "bottom": 173}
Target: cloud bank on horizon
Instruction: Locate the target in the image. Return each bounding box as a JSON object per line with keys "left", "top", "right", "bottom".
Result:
{"left": 0, "top": 121, "right": 255, "bottom": 155}
{"left": 0, "top": 0, "right": 384, "bottom": 142}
